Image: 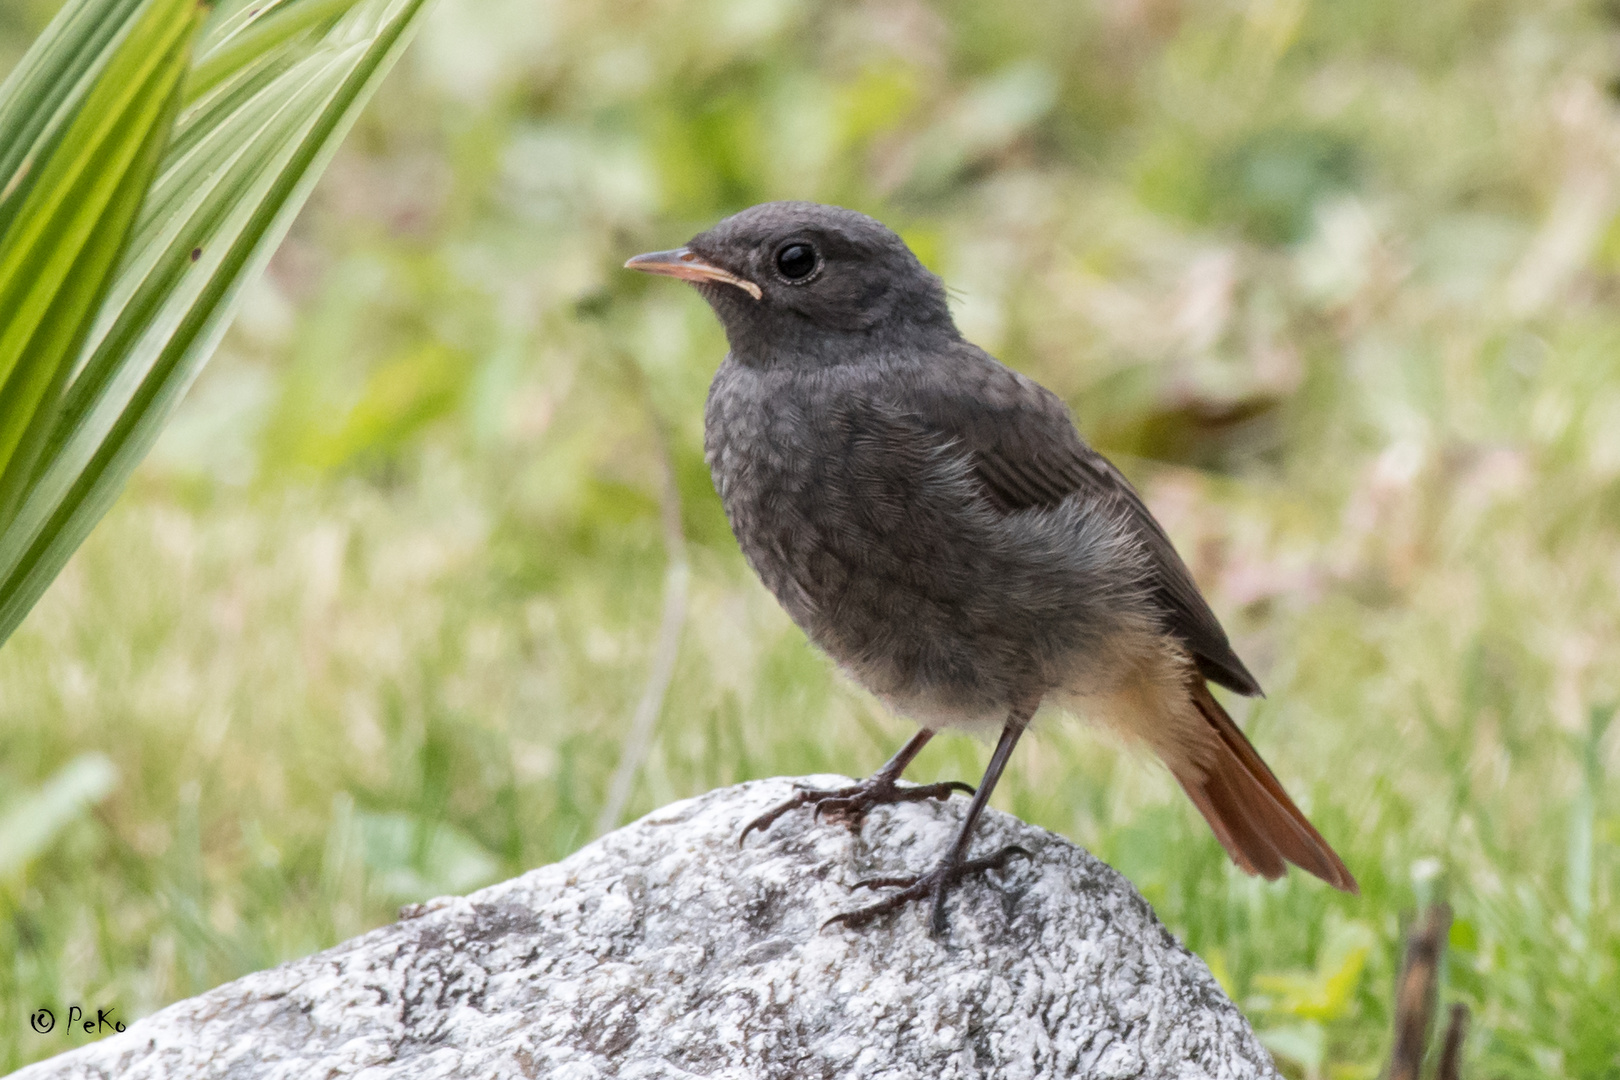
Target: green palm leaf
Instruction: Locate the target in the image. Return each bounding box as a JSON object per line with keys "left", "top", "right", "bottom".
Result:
{"left": 0, "top": 0, "right": 200, "bottom": 533}
{"left": 0, "top": 0, "right": 436, "bottom": 646}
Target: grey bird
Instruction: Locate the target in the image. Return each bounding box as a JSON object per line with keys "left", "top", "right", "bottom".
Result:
{"left": 626, "top": 202, "right": 1356, "bottom": 933}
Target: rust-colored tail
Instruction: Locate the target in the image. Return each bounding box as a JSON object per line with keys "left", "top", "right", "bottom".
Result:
{"left": 1170, "top": 681, "right": 1358, "bottom": 893}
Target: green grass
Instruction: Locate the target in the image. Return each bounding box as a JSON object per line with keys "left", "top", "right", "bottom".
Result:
{"left": 4, "top": 0, "right": 1620, "bottom": 1075}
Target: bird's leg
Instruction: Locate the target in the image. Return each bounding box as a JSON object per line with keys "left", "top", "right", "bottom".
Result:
{"left": 738, "top": 729, "right": 973, "bottom": 844}
{"left": 825, "top": 703, "right": 1035, "bottom": 937}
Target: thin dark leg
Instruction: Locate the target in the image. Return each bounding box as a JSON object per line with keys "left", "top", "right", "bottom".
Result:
{"left": 938, "top": 720, "right": 1022, "bottom": 866}
{"left": 872, "top": 728, "right": 937, "bottom": 782}
{"left": 826, "top": 702, "right": 1037, "bottom": 937}
{"left": 739, "top": 728, "right": 973, "bottom": 845}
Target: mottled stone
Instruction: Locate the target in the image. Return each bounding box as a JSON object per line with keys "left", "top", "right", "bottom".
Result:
{"left": 18, "top": 778, "right": 1277, "bottom": 1079}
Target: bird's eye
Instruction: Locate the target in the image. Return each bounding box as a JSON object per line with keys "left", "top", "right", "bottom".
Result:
{"left": 775, "top": 242, "right": 817, "bottom": 281}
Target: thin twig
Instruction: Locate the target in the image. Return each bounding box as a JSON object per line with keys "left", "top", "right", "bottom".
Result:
{"left": 1387, "top": 903, "right": 1452, "bottom": 1080}
{"left": 1436, "top": 1003, "right": 1468, "bottom": 1080}
{"left": 593, "top": 395, "right": 689, "bottom": 837}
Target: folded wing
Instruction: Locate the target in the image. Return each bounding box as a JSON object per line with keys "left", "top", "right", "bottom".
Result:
{"left": 892, "top": 345, "right": 1262, "bottom": 697}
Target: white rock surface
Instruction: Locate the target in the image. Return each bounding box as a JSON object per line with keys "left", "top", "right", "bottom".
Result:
{"left": 17, "top": 777, "right": 1277, "bottom": 1079}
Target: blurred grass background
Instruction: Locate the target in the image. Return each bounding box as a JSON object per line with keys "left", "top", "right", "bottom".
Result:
{"left": 3, "top": 0, "right": 1619, "bottom": 1074}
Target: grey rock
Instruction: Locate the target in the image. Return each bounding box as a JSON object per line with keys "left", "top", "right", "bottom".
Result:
{"left": 17, "top": 778, "right": 1278, "bottom": 1080}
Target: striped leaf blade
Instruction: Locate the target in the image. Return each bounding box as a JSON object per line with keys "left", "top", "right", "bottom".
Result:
{"left": 0, "top": 0, "right": 437, "bottom": 646}
{"left": 0, "top": 0, "right": 202, "bottom": 525}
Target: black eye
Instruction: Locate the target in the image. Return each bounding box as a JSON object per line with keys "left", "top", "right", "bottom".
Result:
{"left": 775, "top": 242, "right": 817, "bottom": 281}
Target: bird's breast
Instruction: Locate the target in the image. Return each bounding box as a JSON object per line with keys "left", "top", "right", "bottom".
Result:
{"left": 704, "top": 364, "right": 919, "bottom": 629}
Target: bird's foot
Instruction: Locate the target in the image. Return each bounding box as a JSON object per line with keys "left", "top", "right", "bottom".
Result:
{"left": 738, "top": 775, "right": 974, "bottom": 845}
{"left": 823, "top": 844, "right": 1032, "bottom": 937}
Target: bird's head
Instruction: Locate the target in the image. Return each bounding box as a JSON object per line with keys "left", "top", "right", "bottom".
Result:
{"left": 625, "top": 202, "right": 958, "bottom": 367}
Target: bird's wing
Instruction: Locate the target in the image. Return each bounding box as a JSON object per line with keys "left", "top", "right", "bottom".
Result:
{"left": 891, "top": 348, "right": 1262, "bottom": 696}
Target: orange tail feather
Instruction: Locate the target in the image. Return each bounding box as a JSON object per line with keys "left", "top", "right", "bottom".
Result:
{"left": 1170, "top": 681, "right": 1358, "bottom": 894}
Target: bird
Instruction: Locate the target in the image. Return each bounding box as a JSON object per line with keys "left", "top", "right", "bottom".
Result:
{"left": 625, "top": 201, "right": 1356, "bottom": 935}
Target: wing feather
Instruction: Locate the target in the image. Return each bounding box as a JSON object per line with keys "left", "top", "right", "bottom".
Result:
{"left": 892, "top": 345, "right": 1262, "bottom": 696}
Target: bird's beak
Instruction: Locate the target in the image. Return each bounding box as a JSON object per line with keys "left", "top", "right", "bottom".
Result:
{"left": 623, "top": 247, "right": 762, "bottom": 300}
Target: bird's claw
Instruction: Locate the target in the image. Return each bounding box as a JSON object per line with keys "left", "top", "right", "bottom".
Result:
{"left": 823, "top": 844, "right": 1032, "bottom": 937}
{"left": 738, "top": 777, "right": 973, "bottom": 846}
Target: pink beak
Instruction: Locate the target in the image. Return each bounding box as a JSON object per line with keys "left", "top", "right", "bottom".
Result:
{"left": 624, "top": 247, "right": 762, "bottom": 300}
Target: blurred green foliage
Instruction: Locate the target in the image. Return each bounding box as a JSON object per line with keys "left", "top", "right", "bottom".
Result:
{"left": 4, "top": 0, "right": 1620, "bottom": 1074}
